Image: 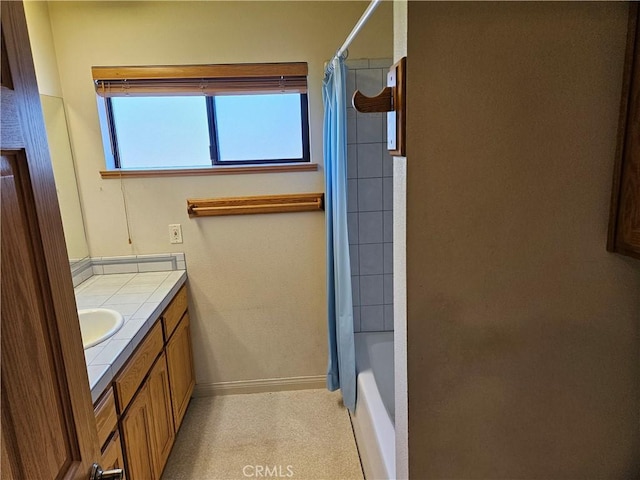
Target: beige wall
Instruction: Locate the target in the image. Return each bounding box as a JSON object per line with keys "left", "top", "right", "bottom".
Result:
{"left": 45, "top": 1, "right": 392, "bottom": 386}
{"left": 23, "top": 1, "right": 62, "bottom": 97}
{"left": 406, "top": 2, "right": 640, "bottom": 478}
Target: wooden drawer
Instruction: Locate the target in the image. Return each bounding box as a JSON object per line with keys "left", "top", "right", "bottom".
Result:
{"left": 114, "top": 321, "right": 163, "bottom": 412}
{"left": 162, "top": 285, "right": 187, "bottom": 340}
{"left": 94, "top": 387, "right": 118, "bottom": 449}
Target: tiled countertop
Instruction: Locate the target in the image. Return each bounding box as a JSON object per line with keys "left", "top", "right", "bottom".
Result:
{"left": 75, "top": 270, "right": 187, "bottom": 403}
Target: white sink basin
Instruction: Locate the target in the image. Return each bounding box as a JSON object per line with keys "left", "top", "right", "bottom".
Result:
{"left": 78, "top": 308, "right": 124, "bottom": 349}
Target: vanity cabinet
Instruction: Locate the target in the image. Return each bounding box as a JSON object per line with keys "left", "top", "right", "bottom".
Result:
{"left": 94, "top": 284, "right": 195, "bottom": 480}
{"left": 608, "top": 4, "right": 640, "bottom": 259}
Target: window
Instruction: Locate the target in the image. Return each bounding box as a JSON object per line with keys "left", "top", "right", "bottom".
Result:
{"left": 93, "top": 63, "right": 310, "bottom": 170}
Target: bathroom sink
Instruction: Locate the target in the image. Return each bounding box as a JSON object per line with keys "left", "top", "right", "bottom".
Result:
{"left": 78, "top": 308, "right": 124, "bottom": 349}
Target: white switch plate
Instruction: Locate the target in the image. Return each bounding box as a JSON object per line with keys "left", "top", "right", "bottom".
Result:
{"left": 169, "top": 224, "right": 183, "bottom": 244}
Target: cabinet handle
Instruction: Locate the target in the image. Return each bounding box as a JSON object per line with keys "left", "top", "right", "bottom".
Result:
{"left": 90, "top": 463, "right": 124, "bottom": 480}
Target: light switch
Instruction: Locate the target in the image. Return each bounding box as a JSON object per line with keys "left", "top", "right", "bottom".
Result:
{"left": 169, "top": 224, "right": 183, "bottom": 244}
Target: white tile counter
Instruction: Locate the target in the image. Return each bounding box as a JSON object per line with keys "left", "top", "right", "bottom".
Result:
{"left": 75, "top": 270, "right": 187, "bottom": 402}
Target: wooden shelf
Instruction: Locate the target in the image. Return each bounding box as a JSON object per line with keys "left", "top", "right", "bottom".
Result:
{"left": 187, "top": 193, "right": 324, "bottom": 217}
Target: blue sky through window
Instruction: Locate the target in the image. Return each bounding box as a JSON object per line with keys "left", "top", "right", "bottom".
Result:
{"left": 112, "top": 96, "right": 211, "bottom": 169}
{"left": 215, "top": 94, "right": 303, "bottom": 161}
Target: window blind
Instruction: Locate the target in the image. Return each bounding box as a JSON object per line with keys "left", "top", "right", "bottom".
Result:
{"left": 92, "top": 63, "right": 308, "bottom": 97}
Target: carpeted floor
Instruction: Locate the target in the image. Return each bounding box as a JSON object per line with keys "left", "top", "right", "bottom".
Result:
{"left": 161, "top": 389, "right": 364, "bottom": 480}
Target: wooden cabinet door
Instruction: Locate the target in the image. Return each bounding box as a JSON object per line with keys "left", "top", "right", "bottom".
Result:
{"left": 0, "top": 2, "right": 101, "bottom": 479}
{"left": 121, "top": 383, "right": 156, "bottom": 480}
{"left": 166, "top": 313, "right": 196, "bottom": 430}
{"left": 609, "top": 4, "right": 640, "bottom": 259}
{"left": 148, "top": 352, "right": 176, "bottom": 477}
{"left": 101, "top": 431, "right": 126, "bottom": 480}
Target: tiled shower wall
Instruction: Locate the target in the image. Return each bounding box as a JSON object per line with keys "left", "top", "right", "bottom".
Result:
{"left": 346, "top": 58, "right": 394, "bottom": 333}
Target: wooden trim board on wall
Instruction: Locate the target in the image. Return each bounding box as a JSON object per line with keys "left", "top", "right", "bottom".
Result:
{"left": 193, "top": 375, "right": 327, "bottom": 397}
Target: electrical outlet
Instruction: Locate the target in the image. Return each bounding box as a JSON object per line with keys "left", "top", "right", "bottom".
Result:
{"left": 169, "top": 224, "right": 183, "bottom": 244}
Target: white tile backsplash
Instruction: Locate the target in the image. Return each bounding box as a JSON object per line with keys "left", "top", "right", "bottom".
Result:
{"left": 138, "top": 261, "right": 174, "bottom": 273}
{"left": 103, "top": 263, "right": 139, "bottom": 274}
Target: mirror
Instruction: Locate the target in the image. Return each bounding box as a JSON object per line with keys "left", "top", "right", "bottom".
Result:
{"left": 40, "top": 94, "right": 90, "bottom": 265}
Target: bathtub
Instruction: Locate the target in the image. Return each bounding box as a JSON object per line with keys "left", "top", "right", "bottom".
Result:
{"left": 351, "top": 332, "right": 395, "bottom": 480}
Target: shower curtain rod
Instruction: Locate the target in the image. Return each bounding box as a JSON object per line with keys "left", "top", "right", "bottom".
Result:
{"left": 333, "top": 0, "right": 382, "bottom": 61}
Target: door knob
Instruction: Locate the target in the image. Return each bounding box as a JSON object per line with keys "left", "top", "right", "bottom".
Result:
{"left": 90, "top": 463, "right": 124, "bottom": 480}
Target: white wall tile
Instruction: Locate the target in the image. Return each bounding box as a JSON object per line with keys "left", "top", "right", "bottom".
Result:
{"left": 361, "top": 305, "right": 384, "bottom": 331}
{"left": 347, "top": 212, "right": 359, "bottom": 245}
{"left": 383, "top": 211, "right": 393, "bottom": 243}
{"left": 383, "top": 304, "right": 394, "bottom": 331}
{"left": 383, "top": 243, "right": 394, "bottom": 274}
{"left": 358, "top": 212, "right": 383, "bottom": 244}
{"left": 103, "top": 263, "right": 138, "bottom": 274}
{"left": 138, "top": 261, "right": 174, "bottom": 272}
{"left": 383, "top": 149, "right": 394, "bottom": 177}
{"left": 369, "top": 58, "right": 393, "bottom": 69}
{"left": 384, "top": 274, "right": 394, "bottom": 304}
{"left": 360, "top": 275, "right": 383, "bottom": 306}
{"left": 347, "top": 144, "right": 357, "bottom": 179}
{"left": 358, "top": 178, "right": 383, "bottom": 212}
{"left": 359, "top": 243, "right": 384, "bottom": 275}
{"left": 345, "top": 59, "right": 369, "bottom": 70}
{"left": 356, "top": 68, "right": 384, "bottom": 97}
{"left": 347, "top": 179, "right": 358, "bottom": 213}
{"left": 356, "top": 113, "right": 383, "bottom": 144}
{"left": 357, "top": 143, "right": 383, "bottom": 178}
{"left": 347, "top": 108, "right": 357, "bottom": 144}
{"left": 383, "top": 177, "right": 394, "bottom": 211}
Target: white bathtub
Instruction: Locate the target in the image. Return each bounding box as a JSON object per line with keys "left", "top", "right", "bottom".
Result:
{"left": 351, "top": 332, "right": 395, "bottom": 480}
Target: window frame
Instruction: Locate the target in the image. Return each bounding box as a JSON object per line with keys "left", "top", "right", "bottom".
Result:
{"left": 93, "top": 63, "right": 311, "bottom": 171}
{"left": 206, "top": 93, "right": 310, "bottom": 166}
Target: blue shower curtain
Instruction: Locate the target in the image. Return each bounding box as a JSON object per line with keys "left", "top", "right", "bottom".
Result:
{"left": 323, "top": 55, "right": 356, "bottom": 412}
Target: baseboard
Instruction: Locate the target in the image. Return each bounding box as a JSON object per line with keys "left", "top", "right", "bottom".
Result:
{"left": 193, "top": 375, "right": 326, "bottom": 397}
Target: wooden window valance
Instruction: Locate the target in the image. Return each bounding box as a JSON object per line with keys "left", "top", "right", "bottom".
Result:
{"left": 92, "top": 62, "right": 308, "bottom": 97}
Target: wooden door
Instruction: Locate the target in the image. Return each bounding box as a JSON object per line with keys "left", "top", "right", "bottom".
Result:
{"left": 0, "top": 2, "right": 102, "bottom": 480}
{"left": 121, "top": 383, "right": 156, "bottom": 480}
{"left": 609, "top": 4, "right": 640, "bottom": 259}
{"left": 166, "top": 313, "right": 196, "bottom": 430}
{"left": 148, "top": 353, "right": 176, "bottom": 477}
